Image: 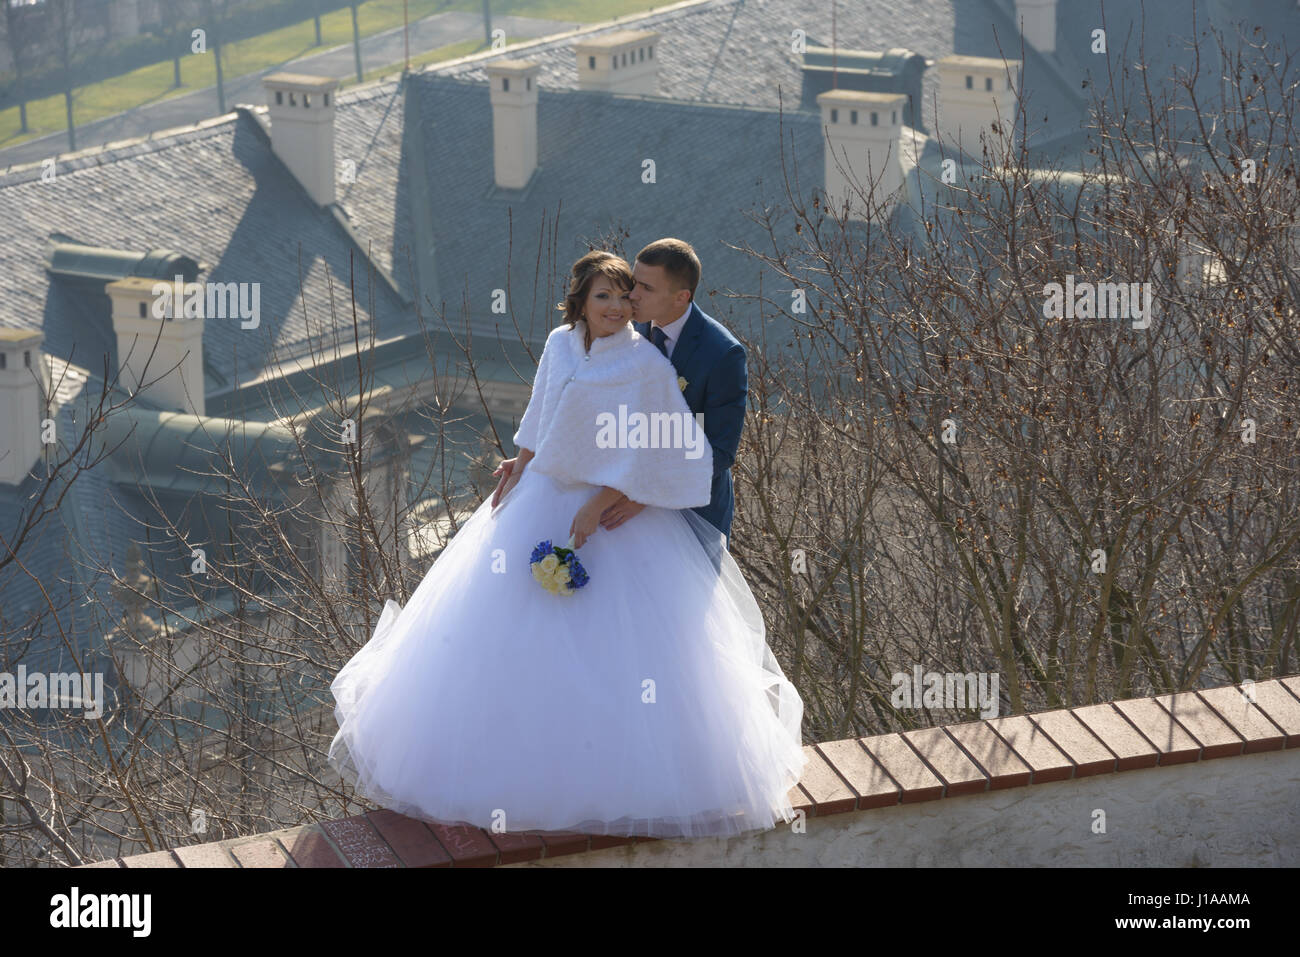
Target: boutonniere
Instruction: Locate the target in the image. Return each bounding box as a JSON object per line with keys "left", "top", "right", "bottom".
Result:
{"left": 678, "top": 376, "right": 688, "bottom": 391}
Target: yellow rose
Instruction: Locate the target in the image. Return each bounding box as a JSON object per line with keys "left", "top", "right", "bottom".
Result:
{"left": 555, "top": 565, "right": 571, "bottom": 584}
{"left": 540, "top": 554, "right": 560, "bottom": 574}
{"left": 678, "top": 376, "right": 688, "bottom": 391}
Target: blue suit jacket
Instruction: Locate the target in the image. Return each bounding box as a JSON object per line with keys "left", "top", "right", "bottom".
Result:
{"left": 636, "top": 303, "right": 747, "bottom": 543}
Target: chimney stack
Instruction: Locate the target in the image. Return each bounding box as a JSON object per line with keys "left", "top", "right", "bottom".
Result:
{"left": 574, "top": 30, "right": 660, "bottom": 95}
{"left": 935, "top": 55, "right": 1021, "bottom": 158}
{"left": 108, "top": 276, "right": 206, "bottom": 416}
{"left": 263, "top": 72, "right": 340, "bottom": 206}
{"left": 800, "top": 47, "right": 927, "bottom": 131}
{"left": 816, "top": 90, "right": 908, "bottom": 220}
{"left": 1015, "top": 0, "right": 1057, "bottom": 54}
{"left": 486, "top": 60, "right": 541, "bottom": 190}
{"left": 0, "top": 328, "right": 48, "bottom": 487}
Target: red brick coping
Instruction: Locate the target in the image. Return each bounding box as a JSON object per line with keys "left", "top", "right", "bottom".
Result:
{"left": 81, "top": 675, "right": 1300, "bottom": 868}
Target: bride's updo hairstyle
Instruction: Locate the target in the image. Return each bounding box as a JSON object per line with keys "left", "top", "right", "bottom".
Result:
{"left": 557, "top": 249, "right": 634, "bottom": 330}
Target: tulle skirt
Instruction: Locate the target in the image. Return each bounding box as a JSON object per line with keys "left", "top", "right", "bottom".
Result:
{"left": 327, "top": 465, "right": 808, "bottom": 841}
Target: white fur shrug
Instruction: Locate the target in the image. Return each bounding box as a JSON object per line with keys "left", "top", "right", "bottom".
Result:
{"left": 512, "top": 321, "right": 712, "bottom": 509}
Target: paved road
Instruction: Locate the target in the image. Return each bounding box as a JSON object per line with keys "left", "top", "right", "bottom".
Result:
{"left": 0, "top": 11, "right": 576, "bottom": 170}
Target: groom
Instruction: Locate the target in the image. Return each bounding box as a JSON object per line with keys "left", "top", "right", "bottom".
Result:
{"left": 598, "top": 238, "right": 748, "bottom": 549}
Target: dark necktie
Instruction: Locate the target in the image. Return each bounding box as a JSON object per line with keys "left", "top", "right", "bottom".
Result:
{"left": 651, "top": 326, "right": 669, "bottom": 358}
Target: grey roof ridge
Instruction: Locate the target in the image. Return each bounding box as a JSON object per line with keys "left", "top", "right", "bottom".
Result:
{"left": 398, "top": 73, "right": 441, "bottom": 317}
{"left": 327, "top": 203, "right": 412, "bottom": 306}
{"left": 0, "top": 108, "right": 245, "bottom": 185}
{"left": 422, "top": 68, "right": 821, "bottom": 119}
{"left": 0, "top": 73, "right": 414, "bottom": 187}
{"left": 419, "top": 0, "right": 724, "bottom": 76}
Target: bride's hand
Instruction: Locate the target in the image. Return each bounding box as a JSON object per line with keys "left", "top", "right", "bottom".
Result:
{"left": 569, "top": 502, "right": 602, "bottom": 549}
{"left": 491, "top": 457, "right": 517, "bottom": 508}
{"left": 493, "top": 469, "right": 522, "bottom": 509}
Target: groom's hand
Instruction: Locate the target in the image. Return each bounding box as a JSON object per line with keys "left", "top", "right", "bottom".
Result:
{"left": 600, "top": 494, "right": 645, "bottom": 530}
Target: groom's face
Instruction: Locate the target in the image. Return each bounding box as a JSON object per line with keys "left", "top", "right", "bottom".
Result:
{"left": 629, "top": 262, "right": 691, "bottom": 328}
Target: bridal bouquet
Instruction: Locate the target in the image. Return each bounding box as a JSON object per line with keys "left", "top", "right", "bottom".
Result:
{"left": 530, "top": 537, "right": 590, "bottom": 596}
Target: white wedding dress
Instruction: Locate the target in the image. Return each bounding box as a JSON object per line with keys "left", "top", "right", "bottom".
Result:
{"left": 327, "top": 326, "right": 808, "bottom": 841}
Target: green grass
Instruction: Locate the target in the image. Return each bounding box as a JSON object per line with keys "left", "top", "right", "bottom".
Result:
{"left": 0, "top": 0, "right": 671, "bottom": 149}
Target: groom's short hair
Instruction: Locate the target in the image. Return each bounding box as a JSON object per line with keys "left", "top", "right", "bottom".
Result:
{"left": 635, "top": 238, "right": 700, "bottom": 300}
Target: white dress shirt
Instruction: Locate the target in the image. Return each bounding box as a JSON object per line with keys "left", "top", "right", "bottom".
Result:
{"left": 652, "top": 303, "right": 692, "bottom": 358}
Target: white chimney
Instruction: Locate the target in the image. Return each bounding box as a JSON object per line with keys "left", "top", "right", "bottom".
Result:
{"left": 816, "top": 90, "right": 907, "bottom": 219}
{"left": 486, "top": 59, "right": 540, "bottom": 190}
{"left": 574, "top": 30, "right": 660, "bottom": 95}
{"left": 108, "top": 276, "right": 206, "bottom": 416}
{"left": 1015, "top": 0, "right": 1057, "bottom": 54}
{"left": 935, "top": 55, "right": 1021, "bottom": 158}
{"left": 263, "top": 72, "right": 340, "bottom": 206}
{"left": 0, "top": 328, "right": 48, "bottom": 487}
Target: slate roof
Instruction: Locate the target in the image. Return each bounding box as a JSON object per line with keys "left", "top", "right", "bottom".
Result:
{"left": 408, "top": 72, "right": 820, "bottom": 343}
{"left": 0, "top": 109, "right": 411, "bottom": 393}
{"left": 430, "top": 0, "right": 1073, "bottom": 149}
{"left": 333, "top": 80, "right": 412, "bottom": 281}
{"left": 436, "top": 0, "right": 962, "bottom": 119}
{"left": 431, "top": 0, "right": 1295, "bottom": 160}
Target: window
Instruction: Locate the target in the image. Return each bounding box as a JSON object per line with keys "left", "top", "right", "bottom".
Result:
{"left": 870, "top": 111, "right": 878, "bottom": 126}
{"left": 892, "top": 110, "right": 897, "bottom": 124}
{"left": 138, "top": 302, "right": 147, "bottom": 318}
{"left": 289, "top": 92, "right": 297, "bottom": 106}
{"left": 649, "top": 45, "right": 654, "bottom": 58}
{"left": 611, "top": 55, "right": 617, "bottom": 69}
{"left": 984, "top": 76, "right": 992, "bottom": 91}
{"left": 304, "top": 93, "right": 311, "bottom": 107}
{"left": 639, "top": 47, "right": 644, "bottom": 61}
{"left": 830, "top": 108, "right": 838, "bottom": 123}
{"left": 589, "top": 55, "right": 596, "bottom": 69}
{"left": 850, "top": 109, "right": 858, "bottom": 124}
{"left": 23, "top": 350, "right": 30, "bottom": 368}
{"left": 965, "top": 75, "right": 973, "bottom": 89}
{"left": 324, "top": 92, "right": 330, "bottom": 106}
{"left": 0, "top": 353, "right": 6, "bottom": 370}
{"left": 1007, "top": 77, "right": 1012, "bottom": 90}
{"left": 503, "top": 77, "right": 510, "bottom": 92}
{"left": 276, "top": 90, "right": 283, "bottom": 105}
{"left": 526, "top": 77, "right": 532, "bottom": 90}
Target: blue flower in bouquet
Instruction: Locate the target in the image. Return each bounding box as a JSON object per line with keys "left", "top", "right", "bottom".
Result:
{"left": 530, "top": 536, "right": 589, "bottom": 596}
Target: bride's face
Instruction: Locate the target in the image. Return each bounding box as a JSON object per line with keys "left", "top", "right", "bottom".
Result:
{"left": 585, "top": 276, "right": 632, "bottom": 338}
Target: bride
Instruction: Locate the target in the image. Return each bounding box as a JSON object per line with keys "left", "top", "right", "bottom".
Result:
{"left": 327, "top": 250, "right": 808, "bottom": 841}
